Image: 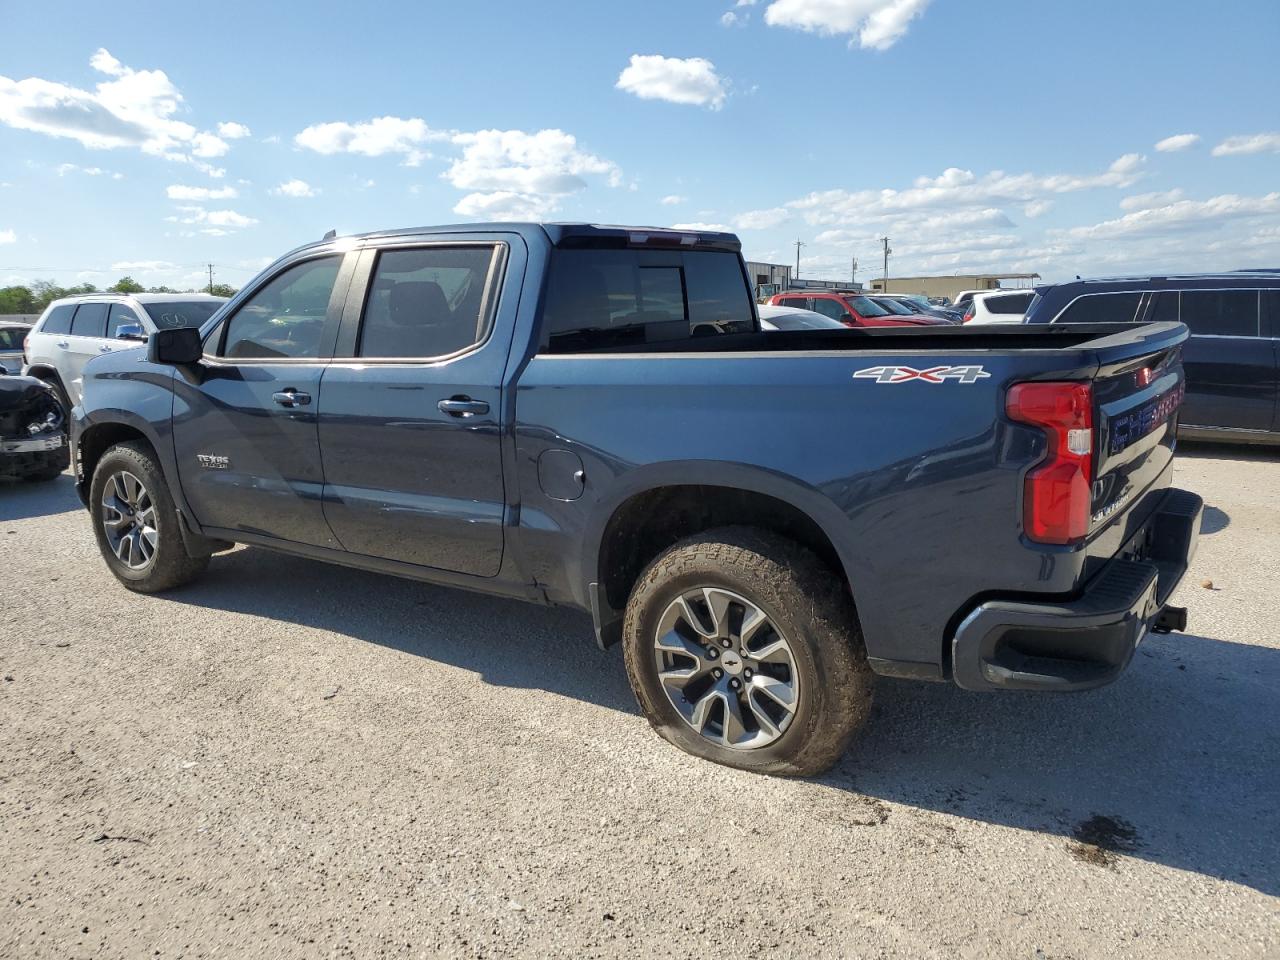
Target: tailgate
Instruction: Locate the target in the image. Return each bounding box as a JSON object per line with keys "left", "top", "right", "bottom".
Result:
{"left": 1084, "top": 322, "right": 1188, "bottom": 535}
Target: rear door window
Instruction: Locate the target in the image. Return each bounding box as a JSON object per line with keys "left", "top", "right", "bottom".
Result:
{"left": 810, "top": 298, "right": 848, "bottom": 321}
{"left": 1262, "top": 289, "right": 1280, "bottom": 338}
{"left": 541, "top": 248, "right": 754, "bottom": 352}
{"left": 1148, "top": 291, "right": 1180, "bottom": 323}
{"left": 357, "top": 246, "right": 499, "bottom": 358}
{"left": 1179, "top": 289, "right": 1259, "bottom": 337}
{"left": 1056, "top": 293, "right": 1142, "bottom": 323}
{"left": 70, "top": 302, "right": 108, "bottom": 338}
{"left": 41, "top": 303, "right": 76, "bottom": 335}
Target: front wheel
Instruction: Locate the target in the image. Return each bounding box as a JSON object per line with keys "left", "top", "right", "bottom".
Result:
{"left": 623, "top": 527, "right": 874, "bottom": 776}
{"left": 90, "top": 441, "right": 209, "bottom": 592}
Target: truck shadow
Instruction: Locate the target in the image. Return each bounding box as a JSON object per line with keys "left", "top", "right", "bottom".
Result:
{"left": 174, "top": 546, "right": 1278, "bottom": 898}
{"left": 0, "top": 472, "right": 81, "bottom": 522}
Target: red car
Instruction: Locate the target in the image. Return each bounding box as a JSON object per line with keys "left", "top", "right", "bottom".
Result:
{"left": 768, "top": 291, "right": 950, "bottom": 328}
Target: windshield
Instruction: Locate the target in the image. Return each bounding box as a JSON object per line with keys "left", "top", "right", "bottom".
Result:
{"left": 143, "top": 301, "right": 225, "bottom": 330}
{"left": 848, "top": 295, "right": 891, "bottom": 318}
{"left": 874, "top": 298, "right": 915, "bottom": 316}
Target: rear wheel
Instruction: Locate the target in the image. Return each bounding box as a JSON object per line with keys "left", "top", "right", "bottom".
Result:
{"left": 623, "top": 527, "right": 873, "bottom": 776}
{"left": 32, "top": 371, "right": 72, "bottom": 416}
{"left": 90, "top": 441, "right": 209, "bottom": 592}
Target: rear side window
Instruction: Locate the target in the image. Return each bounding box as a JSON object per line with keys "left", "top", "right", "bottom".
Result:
{"left": 1056, "top": 293, "right": 1142, "bottom": 324}
{"left": 41, "top": 304, "right": 76, "bottom": 335}
{"left": 220, "top": 257, "right": 341, "bottom": 360}
{"left": 541, "top": 248, "right": 754, "bottom": 352}
{"left": 358, "top": 246, "right": 498, "bottom": 358}
{"left": 70, "top": 302, "right": 108, "bottom": 338}
{"left": 780, "top": 296, "right": 810, "bottom": 309}
{"left": 1263, "top": 290, "right": 1280, "bottom": 338}
{"left": 1179, "top": 289, "right": 1259, "bottom": 337}
{"left": 985, "top": 292, "right": 1034, "bottom": 315}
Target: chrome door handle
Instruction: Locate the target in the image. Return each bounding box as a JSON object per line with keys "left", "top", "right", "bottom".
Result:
{"left": 99, "top": 343, "right": 113, "bottom": 352}
{"left": 437, "top": 397, "right": 489, "bottom": 417}
{"left": 56, "top": 340, "right": 69, "bottom": 348}
{"left": 272, "top": 389, "right": 312, "bottom": 407}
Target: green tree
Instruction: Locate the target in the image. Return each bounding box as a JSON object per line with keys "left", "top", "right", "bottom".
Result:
{"left": 208, "top": 283, "right": 238, "bottom": 298}
{"left": 0, "top": 285, "right": 35, "bottom": 314}
{"left": 108, "top": 276, "right": 146, "bottom": 293}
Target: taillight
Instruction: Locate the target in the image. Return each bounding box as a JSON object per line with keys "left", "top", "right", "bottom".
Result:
{"left": 962, "top": 309, "right": 974, "bottom": 323}
{"left": 1006, "top": 381, "right": 1094, "bottom": 545}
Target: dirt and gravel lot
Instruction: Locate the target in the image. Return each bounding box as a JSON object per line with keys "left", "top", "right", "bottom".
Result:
{"left": 1, "top": 445, "right": 1277, "bottom": 959}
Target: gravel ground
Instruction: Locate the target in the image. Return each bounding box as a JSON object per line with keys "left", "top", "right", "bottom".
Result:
{"left": 1, "top": 445, "right": 1277, "bottom": 959}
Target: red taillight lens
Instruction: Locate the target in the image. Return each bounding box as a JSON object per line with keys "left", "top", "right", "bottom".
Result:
{"left": 1006, "top": 381, "right": 1094, "bottom": 545}
{"left": 962, "top": 309, "right": 974, "bottom": 323}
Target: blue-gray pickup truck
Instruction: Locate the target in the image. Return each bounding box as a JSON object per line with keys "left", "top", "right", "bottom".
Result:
{"left": 71, "top": 223, "right": 1202, "bottom": 775}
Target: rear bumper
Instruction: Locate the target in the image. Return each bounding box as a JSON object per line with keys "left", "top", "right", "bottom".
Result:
{"left": 951, "top": 487, "right": 1202, "bottom": 692}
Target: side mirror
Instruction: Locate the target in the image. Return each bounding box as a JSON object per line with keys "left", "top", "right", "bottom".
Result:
{"left": 841, "top": 313, "right": 856, "bottom": 325}
{"left": 147, "top": 327, "right": 203, "bottom": 365}
{"left": 115, "top": 323, "right": 148, "bottom": 342}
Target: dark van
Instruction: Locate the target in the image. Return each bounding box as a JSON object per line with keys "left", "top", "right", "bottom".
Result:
{"left": 1024, "top": 273, "right": 1280, "bottom": 443}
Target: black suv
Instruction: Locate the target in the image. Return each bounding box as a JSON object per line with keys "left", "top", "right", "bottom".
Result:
{"left": 1024, "top": 273, "right": 1280, "bottom": 443}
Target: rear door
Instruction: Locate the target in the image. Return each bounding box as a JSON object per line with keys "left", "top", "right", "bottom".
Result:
{"left": 172, "top": 253, "right": 353, "bottom": 547}
{"left": 317, "top": 235, "right": 520, "bottom": 577}
{"left": 1159, "top": 289, "right": 1272, "bottom": 432}
{"left": 1264, "top": 290, "right": 1280, "bottom": 435}
{"left": 65, "top": 302, "right": 110, "bottom": 402}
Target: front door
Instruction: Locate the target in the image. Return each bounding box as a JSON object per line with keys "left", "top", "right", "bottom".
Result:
{"left": 318, "top": 240, "right": 515, "bottom": 577}
{"left": 172, "top": 254, "right": 351, "bottom": 547}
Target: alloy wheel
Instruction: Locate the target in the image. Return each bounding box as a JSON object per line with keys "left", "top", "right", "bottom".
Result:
{"left": 653, "top": 587, "right": 800, "bottom": 750}
{"left": 100, "top": 470, "right": 159, "bottom": 570}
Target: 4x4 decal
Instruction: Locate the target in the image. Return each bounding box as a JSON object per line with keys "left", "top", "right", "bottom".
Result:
{"left": 853, "top": 364, "right": 991, "bottom": 384}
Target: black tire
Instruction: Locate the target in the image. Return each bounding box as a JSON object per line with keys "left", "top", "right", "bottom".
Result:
{"left": 90, "top": 440, "right": 209, "bottom": 592}
{"left": 623, "top": 527, "right": 873, "bottom": 777}
{"left": 33, "top": 371, "right": 72, "bottom": 417}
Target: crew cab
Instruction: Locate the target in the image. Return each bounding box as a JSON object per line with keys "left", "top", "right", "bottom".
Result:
{"left": 768, "top": 290, "right": 948, "bottom": 328}
{"left": 72, "top": 223, "right": 1202, "bottom": 776}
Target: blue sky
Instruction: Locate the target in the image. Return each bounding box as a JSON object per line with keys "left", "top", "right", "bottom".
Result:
{"left": 1, "top": 0, "right": 1277, "bottom": 292}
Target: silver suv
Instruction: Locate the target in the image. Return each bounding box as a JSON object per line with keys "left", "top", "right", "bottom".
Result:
{"left": 23, "top": 294, "right": 227, "bottom": 407}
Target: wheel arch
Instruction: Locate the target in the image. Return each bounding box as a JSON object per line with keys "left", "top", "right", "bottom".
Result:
{"left": 582, "top": 462, "right": 863, "bottom": 647}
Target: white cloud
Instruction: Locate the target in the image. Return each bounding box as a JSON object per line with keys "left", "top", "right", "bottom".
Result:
{"left": 295, "top": 116, "right": 449, "bottom": 165}
{"left": 217, "top": 121, "right": 251, "bottom": 139}
{"left": 1060, "top": 192, "right": 1280, "bottom": 241}
{"left": 271, "top": 178, "right": 318, "bottom": 198}
{"left": 660, "top": 194, "right": 687, "bottom": 206}
{"left": 721, "top": 10, "right": 747, "bottom": 26}
{"left": 166, "top": 183, "right": 238, "bottom": 200}
{"left": 165, "top": 205, "right": 258, "bottom": 229}
{"left": 453, "top": 191, "right": 557, "bottom": 220}
{"left": 0, "top": 48, "right": 231, "bottom": 168}
{"left": 787, "top": 154, "right": 1145, "bottom": 226}
{"left": 57, "top": 162, "right": 124, "bottom": 179}
{"left": 671, "top": 222, "right": 732, "bottom": 232}
{"left": 764, "top": 0, "right": 932, "bottom": 50}
{"left": 616, "top": 55, "right": 727, "bottom": 109}
{"left": 1023, "top": 199, "right": 1052, "bottom": 218}
{"left": 446, "top": 128, "right": 620, "bottom": 220}
{"left": 1211, "top": 132, "right": 1280, "bottom": 157}
{"left": 0, "top": 229, "right": 15, "bottom": 244}
{"left": 111, "top": 259, "right": 178, "bottom": 271}
{"left": 734, "top": 206, "right": 790, "bottom": 229}
{"left": 1154, "top": 133, "right": 1200, "bottom": 153}
{"left": 1119, "top": 188, "right": 1184, "bottom": 211}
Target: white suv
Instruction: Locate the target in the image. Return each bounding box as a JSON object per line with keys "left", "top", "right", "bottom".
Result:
{"left": 23, "top": 294, "right": 226, "bottom": 408}
{"left": 962, "top": 290, "right": 1035, "bottom": 325}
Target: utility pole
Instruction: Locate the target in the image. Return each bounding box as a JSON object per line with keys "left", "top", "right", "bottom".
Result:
{"left": 851, "top": 256, "right": 859, "bottom": 285}
{"left": 206, "top": 263, "right": 215, "bottom": 295}
{"left": 880, "top": 237, "right": 892, "bottom": 289}
{"left": 794, "top": 239, "right": 805, "bottom": 280}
